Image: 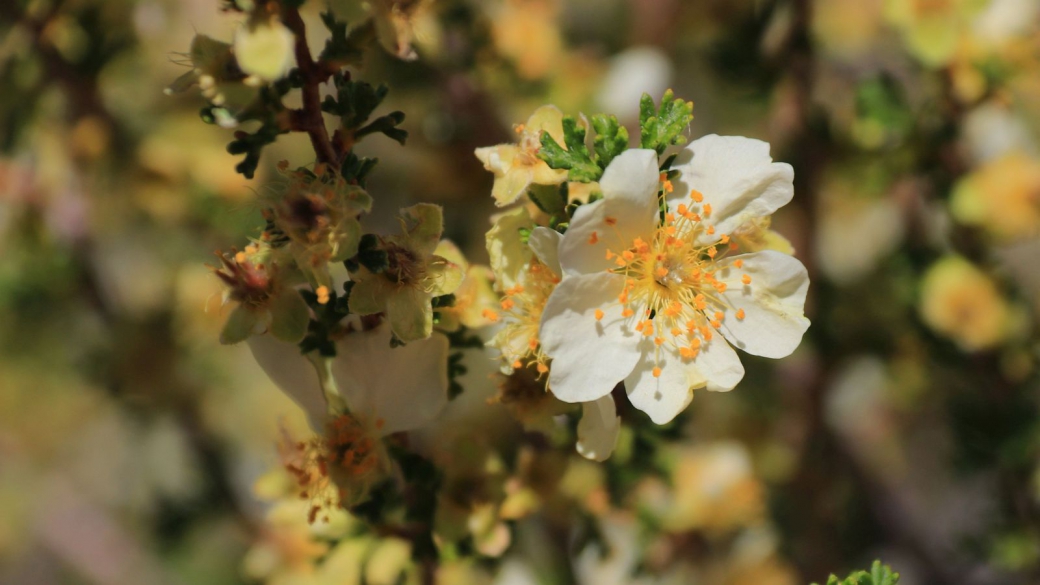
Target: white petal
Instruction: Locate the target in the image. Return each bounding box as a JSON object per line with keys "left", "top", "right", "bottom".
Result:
{"left": 486, "top": 207, "right": 535, "bottom": 291}
{"left": 528, "top": 226, "right": 562, "bottom": 277}
{"left": 715, "top": 250, "right": 810, "bottom": 359}
{"left": 558, "top": 149, "right": 660, "bottom": 275}
{"left": 624, "top": 343, "right": 702, "bottom": 424}
{"left": 576, "top": 395, "right": 621, "bottom": 461}
{"left": 332, "top": 323, "right": 449, "bottom": 435}
{"left": 693, "top": 333, "right": 746, "bottom": 392}
{"left": 540, "top": 272, "right": 640, "bottom": 403}
{"left": 248, "top": 335, "right": 327, "bottom": 430}
{"left": 670, "top": 134, "right": 794, "bottom": 242}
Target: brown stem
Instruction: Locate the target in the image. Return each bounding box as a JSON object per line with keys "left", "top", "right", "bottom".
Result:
{"left": 281, "top": 5, "right": 340, "bottom": 166}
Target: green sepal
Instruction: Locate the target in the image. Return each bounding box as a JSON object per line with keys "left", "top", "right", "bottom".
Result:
{"left": 269, "top": 289, "right": 310, "bottom": 343}
{"left": 591, "top": 113, "right": 628, "bottom": 169}
{"left": 220, "top": 304, "right": 260, "bottom": 345}
{"left": 538, "top": 116, "right": 600, "bottom": 182}
{"left": 527, "top": 183, "right": 567, "bottom": 217}
{"left": 355, "top": 234, "right": 389, "bottom": 274}
{"left": 639, "top": 90, "right": 694, "bottom": 154}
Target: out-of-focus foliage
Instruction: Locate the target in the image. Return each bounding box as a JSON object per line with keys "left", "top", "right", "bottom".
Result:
{"left": 2, "top": 0, "right": 1040, "bottom": 584}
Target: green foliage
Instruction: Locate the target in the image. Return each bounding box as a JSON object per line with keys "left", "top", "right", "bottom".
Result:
{"left": 224, "top": 119, "right": 284, "bottom": 179}
{"left": 591, "top": 113, "right": 629, "bottom": 169}
{"left": 322, "top": 73, "right": 408, "bottom": 145}
{"left": 813, "top": 561, "right": 900, "bottom": 585}
{"left": 527, "top": 184, "right": 567, "bottom": 218}
{"left": 346, "top": 233, "right": 389, "bottom": 274}
{"left": 639, "top": 90, "right": 694, "bottom": 154}
{"left": 445, "top": 328, "right": 485, "bottom": 400}
{"left": 318, "top": 11, "right": 374, "bottom": 66}
{"left": 538, "top": 116, "right": 600, "bottom": 182}
{"left": 340, "top": 152, "right": 380, "bottom": 186}
{"left": 298, "top": 284, "right": 352, "bottom": 357}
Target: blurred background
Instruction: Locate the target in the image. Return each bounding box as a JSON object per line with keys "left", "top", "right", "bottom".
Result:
{"left": 2, "top": 0, "right": 1040, "bottom": 584}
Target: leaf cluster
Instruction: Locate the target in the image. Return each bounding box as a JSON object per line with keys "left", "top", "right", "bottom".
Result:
{"left": 538, "top": 114, "right": 628, "bottom": 182}
{"left": 322, "top": 73, "right": 407, "bottom": 146}
{"left": 639, "top": 89, "right": 694, "bottom": 154}
{"left": 812, "top": 561, "right": 900, "bottom": 585}
{"left": 298, "top": 283, "right": 353, "bottom": 357}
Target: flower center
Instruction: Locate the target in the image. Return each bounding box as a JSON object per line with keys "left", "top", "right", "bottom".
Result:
{"left": 484, "top": 259, "right": 560, "bottom": 374}
{"left": 281, "top": 414, "right": 383, "bottom": 523}
{"left": 593, "top": 189, "right": 753, "bottom": 377}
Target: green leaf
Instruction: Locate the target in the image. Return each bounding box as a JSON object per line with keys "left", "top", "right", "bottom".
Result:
{"left": 340, "top": 152, "right": 379, "bottom": 186}
{"left": 639, "top": 89, "right": 694, "bottom": 154}
{"left": 538, "top": 116, "right": 600, "bottom": 182}
{"left": 527, "top": 184, "right": 567, "bottom": 217}
{"left": 811, "top": 561, "right": 900, "bottom": 585}
{"left": 220, "top": 305, "right": 260, "bottom": 345}
{"left": 591, "top": 113, "right": 628, "bottom": 168}
{"left": 225, "top": 118, "right": 285, "bottom": 178}
{"left": 318, "top": 11, "right": 374, "bottom": 66}
{"left": 355, "top": 233, "right": 389, "bottom": 273}
{"left": 355, "top": 111, "right": 407, "bottom": 145}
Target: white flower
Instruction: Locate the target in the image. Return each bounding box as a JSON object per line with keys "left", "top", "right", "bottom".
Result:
{"left": 249, "top": 322, "right": 449, "bottom": 433}
{"left": 539, "top": 137, "right": 810, "bottom": 424}
{"left": 485, "top": 208, "right": 619, "bottom": 461}
{"left": 248, "top": 322, "right": 449, "bottom": 510}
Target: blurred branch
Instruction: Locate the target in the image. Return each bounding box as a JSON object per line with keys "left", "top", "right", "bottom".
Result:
{"left": 282, "top": 5, "right": 340, "bottom": 166}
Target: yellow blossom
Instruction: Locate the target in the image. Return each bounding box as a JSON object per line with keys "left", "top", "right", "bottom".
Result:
{"left": 919, "top": 256, "right": 1012, "bottom": 351}
{"left": 951, "top": 151, "right": 1040, "bottom": 240}
{"left": 474, "top": 106, "right": 569, "bottom": 206}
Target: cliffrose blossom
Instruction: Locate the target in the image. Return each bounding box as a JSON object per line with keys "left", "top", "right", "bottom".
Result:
{"left": 539, "top": 137, "right": 810, "bottom": 424}
{"left": 484, "top": 207, "right": 620, "bottom": 460}
{"left": 474, "top": 106, "right": 569, "bottom": 206}
{"left": 348, "top": 204, "right": 463, "bottom": 343}
{"left": 249, "top": 321, "right": 450, "bottom": 514}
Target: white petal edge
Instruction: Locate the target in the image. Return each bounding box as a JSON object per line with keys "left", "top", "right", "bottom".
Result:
{"left": 528, "top": 226, "right": 562, "bottom": 277}
{"left": 540, "top": 272, "right": 641, "bottom": 403}
{"left": 558, "top": 149, "right": 660, "bottom": 276}
{"left": 248, "top": 335, "right": 327, "bottom": 430}
{"left": 715, "top": 250, "right": 811, "bottom": 359}
{"left": 624, "top": 342, "right": 702, "bottom": 424}
{"left": 332, "top": 323, "right": 449, "bottom": 435}
{"left": 669, "top": 134, "right": 794, "bottom": 243}
{"left": 692, "top": 332, "right": 746, "bottom": 392}
{"left": 576, "top": 395, "right": 621, "bottom": 461}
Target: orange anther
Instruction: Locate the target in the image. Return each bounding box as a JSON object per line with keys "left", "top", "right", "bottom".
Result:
{"left": 703, "top": 203, "right": 712, "bottom": 217}
{"left": 742, "top": 274, "right": 752, "bottom": 285}
{"left": 652, "top": 366, "right": 662, "bottom": 378}
{"left": 690, "top": 190, "right": 704, "bottom": 202}
{"left": 594, "top": 309, "right": 604, "bottom": 321}
{"left": 588, "top": 231, "right": 599, "bottom": 245}
{"left": 734, "top": 259, "right": 744, "bottom": 268}
{"left": 605, "top": 216, "right": 618, "bottom": 226}
{"left": 501, "top": 298, "right": 515, "bottom": 310}
{"left": 736, "top": 308, "right": 746, "bottom": 320}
